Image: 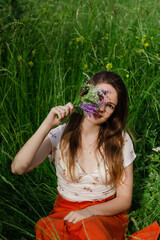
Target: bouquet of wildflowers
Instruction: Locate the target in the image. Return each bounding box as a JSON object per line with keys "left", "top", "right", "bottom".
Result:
{"left": 73, "top": 83, "right": 107, "bottom": 117}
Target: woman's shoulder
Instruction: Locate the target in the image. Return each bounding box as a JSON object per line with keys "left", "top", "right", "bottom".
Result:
{"left": 122, "top": 131, "right": 136, "bottom": 167}
{"left": 50, "top": 123, "right": 67, "bottom": 133}
{"left": 122, "top": 131, "right": 133, "bottom": 143}
{"left": 48, "top": 123, "right": 67, "bottom": 147}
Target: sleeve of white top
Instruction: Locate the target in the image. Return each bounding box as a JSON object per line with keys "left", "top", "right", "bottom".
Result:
{"left": 122, "top": 132, "right": 136, "bottom": 168}
{"left": 48, "top": 123, "right": 66, "bottom": 162}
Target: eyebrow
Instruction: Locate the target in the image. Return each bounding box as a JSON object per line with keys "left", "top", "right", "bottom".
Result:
{"left": 105, "top": 101, "right": 117, "bottom": 107}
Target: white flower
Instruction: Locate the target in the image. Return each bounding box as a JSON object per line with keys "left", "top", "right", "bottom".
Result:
{"left": 152, "top": 147, "right": 160, "bottom": 152}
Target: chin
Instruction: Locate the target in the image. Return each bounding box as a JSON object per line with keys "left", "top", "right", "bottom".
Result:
{"left": 87, "top": 114, "right": 108, "bottom": 124}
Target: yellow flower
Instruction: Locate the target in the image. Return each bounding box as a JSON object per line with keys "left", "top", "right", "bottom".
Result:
{"left": 84, "top": 64, "right": 88, "bottom": 69}
{"left": 151, "top": 36, "right": 154, "bottom": 41}
{"left": 76, "top": 38, "right": 80, "bottom": 42}
{"left": 143, "top": 35, "right": 147, "bottom": 38}
{"left": 141, "top": 38, "right": 146, "bottom": 43}
{"left": 126, "top": 74, "right": 130, "bottom": 78}
{"left": 69, "top": 41, "right": 72, "bottom": 46}
{"left": 32, "top": 49, "right": 36, "bottom": 56}
{"left": 76, "top": 36, "right": 84, "bottom": 43}
{"left": 106, "top": 63, "right": 112, "bottom": 70}
{"left": 144, "top": 42, "right": 149, "bottom": 48}
{"left": 81, "top": 36, "right": 84, "bottom": 41}
{"left": 135, "top": 36, "right": 138, "bottom": 39}
{"left": 156, "top": 53, "right": 159, "bottom": 56}
{"left": 28, "top": 61, "right": 34, "bottom": 67}
{"left": 105, "top": 33, "right": 109, "bottom": 40}
{"left": 137, "top": 49, "right": 144, "bottom": 53}
{"left": 18, "top": 56, "right": 22, "bottom": 61}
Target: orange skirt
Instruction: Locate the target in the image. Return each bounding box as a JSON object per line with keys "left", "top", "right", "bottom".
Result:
{"left": 127, "top": 221, "right": 160, "bottom": 240}
{"left": 35, "top": 194, "right": 129, "bottom": 240}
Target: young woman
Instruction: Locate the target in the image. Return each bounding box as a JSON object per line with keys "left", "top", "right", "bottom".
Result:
{"left": 12, "top": 71, "right": 136, "bottom": 240}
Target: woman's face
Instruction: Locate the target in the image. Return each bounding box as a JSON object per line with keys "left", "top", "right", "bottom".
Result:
{"left": 84, "top": 83, "right": 118, "bottom": 124}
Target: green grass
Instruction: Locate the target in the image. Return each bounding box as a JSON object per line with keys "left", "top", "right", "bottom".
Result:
{"left": 0, "top": 0, "right": 160, "bottom": 239}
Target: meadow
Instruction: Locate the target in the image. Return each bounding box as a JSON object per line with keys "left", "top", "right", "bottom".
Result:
{"left": 0, "top": 0, "right": 160, "bottom": 239}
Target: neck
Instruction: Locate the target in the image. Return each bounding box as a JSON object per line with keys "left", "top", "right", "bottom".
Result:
{"left": 81, "top": 117, "right": 100, "bottom": 137}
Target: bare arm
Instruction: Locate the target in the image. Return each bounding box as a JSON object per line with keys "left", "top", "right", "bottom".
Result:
{"left": 64, "top": 163, "right": 133, "bottom": 223}
{"left": 88, "top": 163, "right": 133, "bottom": 216}
{"left": 11, "top": 103, "right": 74, "bottom": 175}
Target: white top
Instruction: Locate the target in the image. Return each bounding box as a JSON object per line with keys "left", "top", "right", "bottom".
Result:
{"left": 48, "top": 124, "right": 136, "bottom": 202}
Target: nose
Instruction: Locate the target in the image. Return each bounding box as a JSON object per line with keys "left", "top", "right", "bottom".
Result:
{"left": 99, "top": 103, "right": 105, "bottom": 112}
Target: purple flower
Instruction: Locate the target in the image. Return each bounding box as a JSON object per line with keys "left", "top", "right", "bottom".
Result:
{"left": 78, "top": 102, "right": 102, "bottom": 118}
{"left": 74, "top": 87, "right": 109, "bottom": 118}
{"left": 79, "top": 103, "right": 101, "bottom": 117}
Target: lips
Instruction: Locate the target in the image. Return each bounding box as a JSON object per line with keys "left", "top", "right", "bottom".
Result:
{"left": 94, "top": 113, "right": 102, "bottom": 119}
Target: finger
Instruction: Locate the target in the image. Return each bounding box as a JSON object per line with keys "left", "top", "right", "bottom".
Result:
{"left": 72, "top": 217, "right": 80, "bottom": 224}
{"left": 56, "top": 106, "right": 68, "bottom": 118}
{"left": 55, "top": 103, "right": 74, "bottom": 118}
{"left": 72, "top": 215, "right": 83, "bottom": 224}
{"left": 59, "top": 106, "right": 70, "bottom": 117}
{"left": 72, "top": 220, "right": 77, "bottom": 224}
{"left": 53, "top": 106, "right": 69, "bottom": 119}
{"left": 57, "top": 105, "right": 73, "bottom": 118}
{"left": 64, "top": 212, "right": 77, "bottom": 223}
{"left": 65, "top": 102, "right": 74, "bottom": 114}
{"left": 52, "top": 108, "right": 64, "bottom": 120}
{"left": 68, "top": 215, "right": 77, "bottom": 223}
{"left": 64, "top": 212, "right": 73, "bottom": 221}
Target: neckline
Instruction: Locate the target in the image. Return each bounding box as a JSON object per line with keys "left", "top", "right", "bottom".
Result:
{"left": 58, "top": 143, "right": 104, "bottom": 175}
{"left": 76, "top": 158, "right": 103, "bottom": 176}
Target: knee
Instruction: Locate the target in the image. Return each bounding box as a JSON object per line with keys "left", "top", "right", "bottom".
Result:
{"left": 35, "top": 217, "right": 49, "bottom": 231}
{"left": 83, "top": 216, "right": 109, "bottom": 230}
{"left": 83, "top": 216, "right": 99, "bottom": 226}
{"left": 35, "top": 217, "right": 58, "bottom": 240}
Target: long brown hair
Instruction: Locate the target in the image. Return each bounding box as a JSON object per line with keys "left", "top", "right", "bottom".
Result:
{"left": 60, "top": 71, "right": 129, "bottom": 186}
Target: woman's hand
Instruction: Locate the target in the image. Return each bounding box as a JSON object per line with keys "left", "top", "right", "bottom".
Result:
{"left": 64, "top": 208, "right": 93, "bottom": 224}
{"left": 44, "top": 102, "right": 74, "bottom": 129}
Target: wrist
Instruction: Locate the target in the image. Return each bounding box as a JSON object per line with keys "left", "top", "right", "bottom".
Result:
{"left": 39, "top": 120, "right": 52, "bottom": 136}
{"left": 87, "top": 205, "right": 97, "bottom": 216}
{"left": 41, "top": 118, "right": 56, "bottom": 132}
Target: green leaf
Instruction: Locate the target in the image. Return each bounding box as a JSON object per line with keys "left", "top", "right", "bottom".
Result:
{"left": 0, "top": 223, "right": 3, "bottom": 234}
